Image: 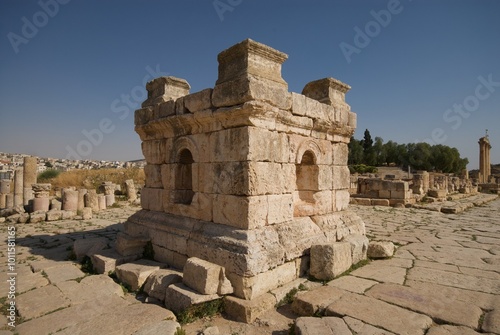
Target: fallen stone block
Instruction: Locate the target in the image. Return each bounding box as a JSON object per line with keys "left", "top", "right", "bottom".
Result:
{"left": 368, "top": 241, "right": 395, "bottom": 259}
{"left": 61, "top": 210, "right": 76, "bottom": 220}
{"left": 164, "top": 283, "right": 220, "bottom": 314}
{"left": 29, "top": 211, "right": 46, "bottom": 223}
{"left": 91, "top": 249, "right": 140, "bottom": 274}
{"left": 428, "top": 189, "right": 447, "bottom": 198}
{"left": 371, "top": 199, "right": 390, "bottom": 206}
{"left": 18, "top": 213, "right": 30, "bottom": 223}
{"left": 144, "top": 269, "right": 183, "bottom": 301}
{"left": 224, "top": 293, "right": 276, "bottom": 323}
{"left": 73, "top": 237, "right": 108, "bottom": 261}
{"left": 46, "top": 210, "right": 63, "bottom": 221}
{"left": 183, "top": 257, "right": 233, "bottom": 295}
{"left": 82, "top": 207, "right": 92, "bottom": 220}
{"left": 342, "top": 234, "right": 368, "bottom": 264}
{"left": 310, "top": 243, "right": 352, "bottom": 281}
{"left": 115, "top": 259, "right": 164, "bottom": 291}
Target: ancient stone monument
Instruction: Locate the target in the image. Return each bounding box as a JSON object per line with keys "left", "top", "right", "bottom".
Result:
{"left": 479, "top": 134, "right": 491, "bottom": 184}
{"left": 118, "top": 39, "right": 365, "bottom": 314}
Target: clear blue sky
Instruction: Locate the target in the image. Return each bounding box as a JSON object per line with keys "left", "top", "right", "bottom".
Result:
{"left": 1, "top": 0, "right": 499, "bottom": 169}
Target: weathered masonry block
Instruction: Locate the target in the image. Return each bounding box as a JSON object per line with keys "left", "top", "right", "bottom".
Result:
{"left": 120, "top": 39, "right": 365, "bottom": 304}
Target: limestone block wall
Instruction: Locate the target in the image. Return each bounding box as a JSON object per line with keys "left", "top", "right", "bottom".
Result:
{"left": 356, "top": 178, "right": 413, "bottom": 205}
{"left": 124, "top": 39, "right": 365, "bottom": 300}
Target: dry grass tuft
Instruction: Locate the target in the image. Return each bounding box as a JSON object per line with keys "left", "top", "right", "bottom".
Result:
{"left": 42, "top": 168, "right": 144, "bottom": 191}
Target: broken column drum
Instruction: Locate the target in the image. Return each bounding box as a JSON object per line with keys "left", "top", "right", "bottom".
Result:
{"left": 120, "top": 39, "right": 366, "bottom": 301}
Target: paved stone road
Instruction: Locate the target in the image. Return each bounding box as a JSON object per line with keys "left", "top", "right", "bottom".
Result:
{"left": 0, "top": 196, "right": 499, "bottom": 334}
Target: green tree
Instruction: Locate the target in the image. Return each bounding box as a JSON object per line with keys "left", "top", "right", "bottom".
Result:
{"left": 361, "top": 129, "right": 376, "bottom": 166}
{"left": 348, "top": 137, "right": 364, "bottom": 165}
{"left": 408, "top": 142, "right": 433, "bottom": 171}
{"left": 373, "top": 137, "right": 386, "bottom": 166}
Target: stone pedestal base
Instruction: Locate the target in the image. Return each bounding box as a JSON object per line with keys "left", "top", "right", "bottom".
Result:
{"left": 121, "top": 209, "right": 365, "bottom": 301}
{"left": 33, "top": 197, "right": 49, "bottom": 212}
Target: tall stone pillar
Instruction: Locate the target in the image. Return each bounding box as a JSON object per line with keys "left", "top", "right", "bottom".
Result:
{"left": 13, "top": 168, "right": 23, "bottom": 206}
{"left": 23, "top": 156, "right": 37, "bottom": 205}
{"left": 478, "top": 136, "right": 491, "bottom": 183}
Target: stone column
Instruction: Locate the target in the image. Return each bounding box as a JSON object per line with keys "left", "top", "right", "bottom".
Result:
{"left": 23, "top": 157, "right": 37, "bottom": 205}
{"left": 13, "top": 168, "right": 23, "bottom": 206}
{"left": 478, "top": 136, "right": 491, "bottom": 184}
{"left": 0, "top": 194, "right": 6, "bottom": 209}
{"left": 98, "top": 194, "right": 106, "bottom": 210}
{"left": 62, "top": 189, "right": 79, "bottom": 211}
{"left": 77, "top": 189, "right": 87, "bottom": 211}
{"left": 32, "top": 183, "right": 50, "bottom": 212}
{"left": 84, "top": 190, "right": 99, "bottom": 212}
{"left": 1, "top": 179, "right": 12, "bottom": 209}
{"left": 0, "top": 179, "right": 11, "bottom": 194}
{"left": 6, "top": 194, "right": 14, "bottom": 208}
{"left": 125, "top": 179, "right": 137, "bottom": 202}
{"left": 100, "top": 182, "right": 115, "bottom": 207}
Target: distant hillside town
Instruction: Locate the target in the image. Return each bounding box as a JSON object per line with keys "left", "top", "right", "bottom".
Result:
{"left": 0, "top": 152, "right": 145, "bottom": 180}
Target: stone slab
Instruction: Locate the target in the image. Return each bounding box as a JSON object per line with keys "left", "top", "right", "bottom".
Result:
{"left": 407, "top": 266, "right": 500, "bottom": 294}
{"left": 350, "top": 264, "right": 407, "bottom": 284}
{"left": 295, "top": 316, "right": 351, "bottom": 335}
{"left": 15, "top": 291, "right": 129, "bottom": 335}
{"left": 43, "top": 263, "right": 86, "bottom": 284}
{"left": 325, "top": 292, "right": 433, "bottom": 335}
{"left": 482, "top": 309, "right": 500, "bottom": 334}
{"left": 55, "top": 301, "right": 176, "bottom": 335}
{"left": 366, "top": 283, "right": 482, "bottom": 328}
{"left": 133, "top": 320, "right": 181, "bottom": 335}
{"left": 343, "top": 316, "right": 396, "bottom": 334}
{"left": 426, "top": 325, "right": 488, "bottom": 335}
{"left": 327, "top": 275, "right": 378, "bottom": 294}
{"left": 291, "top": 285, "right": 347, "bottom": 316}
{"left": 55, "top": 274, "right": 124, "bottom": 305}
{"left": 16, "top": 285, "right": 71, "bottom": 319}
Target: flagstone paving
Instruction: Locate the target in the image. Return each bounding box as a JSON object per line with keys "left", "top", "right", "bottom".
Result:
{"left": 0, "top": 196, "right": 499, "bottom": 334}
